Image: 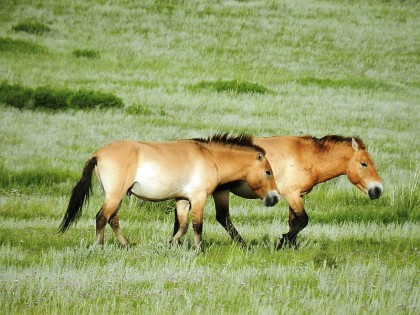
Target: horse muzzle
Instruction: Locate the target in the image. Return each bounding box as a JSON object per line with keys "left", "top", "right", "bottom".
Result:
{"left": 263, "top": 191, "right": 280, "bottom": 207}
{"left": 368, "top": 182, "right": 383, "bottom": 199}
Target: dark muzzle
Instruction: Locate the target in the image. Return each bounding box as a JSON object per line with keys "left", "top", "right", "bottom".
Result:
{"left": 263, "top": 191, "right": 280, "bottom": 207}
{"left": 368, "top": 184, "right": 383, "bottom": 199}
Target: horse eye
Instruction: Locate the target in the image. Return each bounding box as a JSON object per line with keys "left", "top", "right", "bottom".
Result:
{"left": 361, "top": 162, "right": 368, "bottom": 167}
{"left": 265, "top": 170, "right": 272, "bottom": 176}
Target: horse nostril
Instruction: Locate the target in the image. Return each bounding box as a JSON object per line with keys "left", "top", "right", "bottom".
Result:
{"left": 263, "top": 192, "right": 279, "bottom": 207}
{"left": 271, "top": 195, "right": 278, "bottom": 206}
{"left": 270, "top": 192, "right": 279, "bottom": 206}
{"left": 368, "top": 186, "right": 383, "bottom": 199}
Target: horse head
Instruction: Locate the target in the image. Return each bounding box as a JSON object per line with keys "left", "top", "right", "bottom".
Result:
{"left": 245, "top": 152, "right": 280, "bottom": 207}
{"left": 347, "top": 138, "right": 383, "bottom": 199}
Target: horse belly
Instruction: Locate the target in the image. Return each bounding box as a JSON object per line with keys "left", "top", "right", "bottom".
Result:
{"left": 129, "top": 181, "right": 179, "bottom": 201}
{"left": 130, "top": 162, "right": 202, "bottom": 201}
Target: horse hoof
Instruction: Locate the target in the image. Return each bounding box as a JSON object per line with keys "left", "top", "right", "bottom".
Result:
{"left": 276, "top": 234, "right": 298, "bottom": 250}
{"left": 275, "top": 238, "right": 285, "bottom": 250}
{"left": 275, "top": 234, "right": 288, "bottom": 250}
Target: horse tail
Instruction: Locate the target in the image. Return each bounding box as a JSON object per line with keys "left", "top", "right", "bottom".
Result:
{"left": 59, "top": 157, "right": 97, "bottom": 233}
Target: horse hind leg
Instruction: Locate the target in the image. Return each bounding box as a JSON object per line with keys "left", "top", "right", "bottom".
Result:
{"left": 109, "top": 213, "right": 128, "bottom": 246}
{"left": 96, "top": 198, "right": 125, "bottom": 245}
{"left": 170, "top": 199, "right": 190, "bottom": 246}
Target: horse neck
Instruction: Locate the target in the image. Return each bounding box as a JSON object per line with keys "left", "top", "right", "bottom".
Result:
{"left": 210, "top": 147, "right": 254, "bottom": 184}
{"left": 312, "top": 142, "right": 353, "bottom": 184}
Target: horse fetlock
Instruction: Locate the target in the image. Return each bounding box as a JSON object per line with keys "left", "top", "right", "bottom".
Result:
{"left": 117, "top": 235, "right": 129, "bottom": 246}
{"left": 194, "top": 238, "right": 204, "bottom": 252}
{"left": 96, "top": 233, "right": 105, "bottom": 246}
{"left": 169, "top": 237, "right": 181, "bottom": 246}
{"left": 235, "top": 236, "right": 247, "bottom": 248}
{"left": 275, "top": 234, "right": 287, "bottom": 250}
{"left": 228, "top": 226, "right": 246, "bottom": 246}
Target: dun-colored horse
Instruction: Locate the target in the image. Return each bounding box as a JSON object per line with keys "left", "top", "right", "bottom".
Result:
{"left": 210, "top": 135, "right": 383, "bottom": 249}
{"left": 59, "top": 134, "right": 279, "bottom": 250}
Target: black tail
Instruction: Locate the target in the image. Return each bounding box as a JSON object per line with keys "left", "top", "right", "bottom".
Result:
{"left": 59, "top": 157, "right": 97, "bottom": 233}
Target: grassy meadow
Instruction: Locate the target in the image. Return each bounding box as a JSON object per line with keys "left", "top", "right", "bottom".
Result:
{"left": 0, "top": 0, "right": 419, "bottom": 314}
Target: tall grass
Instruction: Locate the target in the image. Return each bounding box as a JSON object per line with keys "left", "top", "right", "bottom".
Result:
{"left": 0, "top": 0, "right": 419, "bottom": 314}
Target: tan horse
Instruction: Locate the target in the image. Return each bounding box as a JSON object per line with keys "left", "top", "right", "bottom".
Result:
{"left": 59, "top": 134, "right": 279, "bottom": 250}
{"left": 211, "top": 135, "right": 383, "bottom": 249}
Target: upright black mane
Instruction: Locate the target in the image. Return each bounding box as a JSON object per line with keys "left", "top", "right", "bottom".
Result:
{"left": 302, "top": 134, "right": 366, "bottom": 149}
{"left": 194, "top": 132, "right": 266, "bottom": 154}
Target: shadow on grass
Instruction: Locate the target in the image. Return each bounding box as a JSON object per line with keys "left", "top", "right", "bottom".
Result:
{"left": 0, "top": 37, "right": 47, "bottom": 54}
{"left": 12, "top": 21, "right": 51, "bottom": 35}
{"left": 187, "top": 79, "right": 271, "bottom": 94}
{"left": 72, "top": 49, "right": 100, "bottom": 59}
{"left": 0, "top": 81, "right": 124, "bottom": 110}
{"left": 298, "top": 76, "right": 394, "bottom": 90}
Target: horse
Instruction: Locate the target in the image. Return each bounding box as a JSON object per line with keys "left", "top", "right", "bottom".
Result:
{"left": 209, "top": 135, "right": 384, "bottom": 249}
{"left": 59, "top": 133, "right": 279, "bottom": 250}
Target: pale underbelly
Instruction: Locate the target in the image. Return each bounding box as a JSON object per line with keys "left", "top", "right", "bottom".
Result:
{"left": 128, "top": 181, "right": 182, "bottom": 201}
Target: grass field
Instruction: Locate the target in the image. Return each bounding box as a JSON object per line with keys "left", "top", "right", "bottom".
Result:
{"left": 1, "top": 0, "right": 419, "bottom": 314}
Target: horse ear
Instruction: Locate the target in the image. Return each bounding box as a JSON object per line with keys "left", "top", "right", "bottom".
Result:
{"left": 352, "top": 138, "right": 360, "bottom": 152}
{"left": 256, "top": 152, "right": 265, "bottom": 161}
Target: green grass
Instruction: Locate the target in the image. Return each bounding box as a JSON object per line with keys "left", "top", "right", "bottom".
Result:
{"left": 0, "top": 0, "right": 419, "bottom": 314}
{"left": 0, "top": 82, "right": 124, "bottom": 110}
{"left": 72, "top": 49, "right": 99, "bottom": 59}
{"left": 297, "top": 77, "right": 394, "bottom": 90}
{"left": 12, "top": 21, "right": 51, "bottom": 35}
{"left": 0, "top": 37, "right": 46, "bottom": 54}
{"left": 188, "top": 80, "right": 271, "bottom": 94}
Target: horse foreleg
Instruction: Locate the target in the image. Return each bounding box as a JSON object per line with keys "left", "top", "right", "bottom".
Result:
{"left": 276, "top": 196, "right": 309, "bottom": 250}
{"left": 213, "top": 190, "right": 246, "bottom": 248}
{"left": 170, "top": 199, "right": 190, "bottom": 245}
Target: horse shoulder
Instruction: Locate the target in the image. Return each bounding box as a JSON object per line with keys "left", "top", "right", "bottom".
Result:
{"left": 267, "top": 138, "right": 317, "bottom": 195}
{"left": 179, "top": 142, "right": 219, "bottom": 195}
